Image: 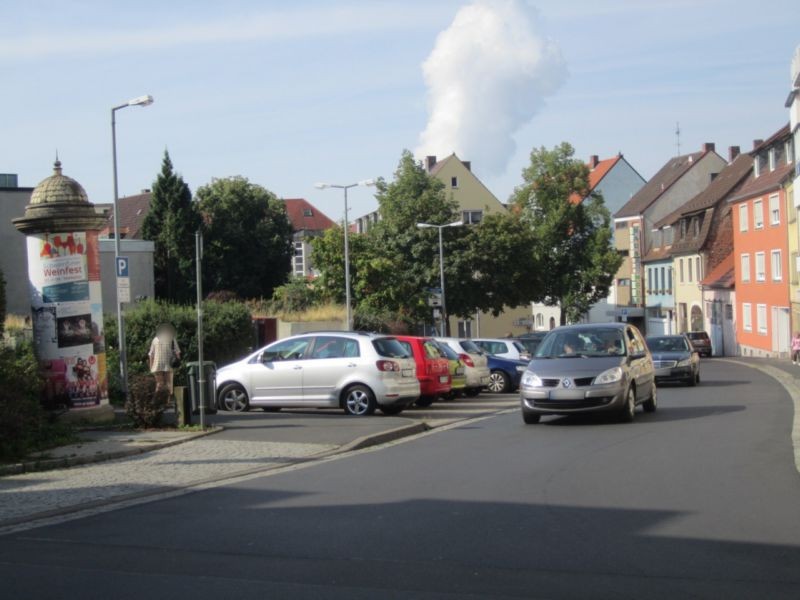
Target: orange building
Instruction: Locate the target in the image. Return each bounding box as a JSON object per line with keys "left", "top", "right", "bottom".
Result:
{"left": 729, "top": 125, "right": 795, "bottom": 356}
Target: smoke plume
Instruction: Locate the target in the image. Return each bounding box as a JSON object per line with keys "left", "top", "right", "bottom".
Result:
{"left": 416, "top": 1, "right": 566, "bottom": 175}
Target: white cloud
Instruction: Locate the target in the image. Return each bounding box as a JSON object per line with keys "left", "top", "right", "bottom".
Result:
{"left": 415, "top": 0, "right": 566, "bottom": 175}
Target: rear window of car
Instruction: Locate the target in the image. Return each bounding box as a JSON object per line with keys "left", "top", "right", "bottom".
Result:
{"left": 423, "top": 341, "right": 443, "bottom": 359}
{"left": 373, "top": 338, "right": 411, "bottom": 358}
{"left": 435, "top": 342, "right": 459, "bottom": 360}
{"left": 459, "top": 340, "right": 483, "bottom": 354}
{"left": 688, "top": 332, "right": 709, "bottom": 341}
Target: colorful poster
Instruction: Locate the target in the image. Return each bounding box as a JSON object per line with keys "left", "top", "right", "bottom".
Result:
{"left": 27, "top": 231, "right": 108, "bottom": 409}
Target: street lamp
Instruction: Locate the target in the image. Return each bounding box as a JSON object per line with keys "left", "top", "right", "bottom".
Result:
{"left": 111, "top": 94, "right": 154, "bottom": 396}
{"left": 417, "top": 220, "right": 463, "bottom": 336}
{"left": 314, "top": 179, "right": 375, "bottom": 330}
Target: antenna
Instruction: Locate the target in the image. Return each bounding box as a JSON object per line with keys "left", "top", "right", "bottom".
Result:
{"left": 675, "top": 122, "right": 681, "bottom": 156}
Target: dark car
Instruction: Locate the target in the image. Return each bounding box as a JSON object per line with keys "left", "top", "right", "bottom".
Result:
{"left": 686, "top": 331, "right": 712, "bottom": 357}
{"left": 646, "top": 335, "right": 700, "bottom": 386}
{"left": 486, "top": 354, "right": 529, "bottom": 394}
{"left": 515, "top": 332, "right": 547, "bottom": 356}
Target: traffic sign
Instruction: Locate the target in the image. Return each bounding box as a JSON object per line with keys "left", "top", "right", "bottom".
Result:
{"left": 117, "top": 278, "right": 131, "bottom": 303}
{"left": 116, "top": 256, "right": 129, "bottom": 278}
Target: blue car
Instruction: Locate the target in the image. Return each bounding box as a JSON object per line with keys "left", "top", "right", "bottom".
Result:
{"left": 485, "top": 354, "right": 529, "bottom": 393}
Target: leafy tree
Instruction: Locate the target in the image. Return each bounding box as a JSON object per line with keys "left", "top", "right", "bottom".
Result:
{"left": 511, "top": 142, "right": 621, "bottom": 324}
{"left": 196, "top": 176, "right": 293, "bottom": 299}
{"left": 140, "top": 151, "right": 202, "bottom": 303}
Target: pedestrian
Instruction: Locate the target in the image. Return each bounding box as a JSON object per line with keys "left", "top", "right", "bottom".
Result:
{"left": 148, "top": 323, "right": 181, "bottom": 396}
{"left": 792, "top": 332, "right": 800, "bottom": 365}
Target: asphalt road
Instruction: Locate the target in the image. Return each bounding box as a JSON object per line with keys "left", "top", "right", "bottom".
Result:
{"left": 2, "top": 360, "right": 800, "bottom": 599}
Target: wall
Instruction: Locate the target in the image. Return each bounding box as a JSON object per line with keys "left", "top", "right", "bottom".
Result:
{"left": 432, "top": 157, "right": 507, "bottom": 217}
{"left": 594, "top": 158, "right": 646, "bottom": 217}
{"left": 99, "top": 239, "right": 155, "bottom": 312}
{"left": 702, "top": 289, "right": 736, "bottom": 356}
{"left": 277, "top": 319, "right": 344, "bottom": 339}
{"left": 673, "top": 252, "right": 704, "bottom": 332}
{"left": 0, "top": 187, "right": 34, "bottom": 315}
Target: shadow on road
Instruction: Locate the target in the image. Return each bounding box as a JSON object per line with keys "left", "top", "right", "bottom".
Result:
{"left": 540, "top": 404, "right": 745, "bottom": 426}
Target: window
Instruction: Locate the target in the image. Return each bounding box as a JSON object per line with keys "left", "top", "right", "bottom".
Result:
{"left": 293, "top": 241, "right": 305, "bottom": 276}
{"left": 263, "top": 338, "right": 311, "bottom": 361}
{"left": 742, "top": 303, "right": 752, "bottom": 331}
{"left": 757, "top": 304, "right": 767, "bottom": 335}
{"left": 617, "top": 278, "right": 630, "bottom": 286}
{"left": 786, "top": 140, "right": 794, "bottom": 164}
{"left": 768, "top": 148, "right": 776, "bottom": 171}
{"left": 660, "top": 267, "right": 665, "bottom": 293}
{"left": 667, "top": 267, "right": 673, "bottom": 292}
{"left": 652, "top": 229, "right": 661, "bottom": 248}
{"left": 725, "top": 304, "right": 733, "bottom": 320}
{"left": 755, "top": 252, "right": 766, "bottom": 281}
{"left": 664, "top": 226, "right": 674, "bottom": 246}
{"left": 451, "top": 176, "right": 459, "bottom": 188}
{"left": 462, "top": 210, "right": 483, "bottom": 224}
{"left": 695, "top": 256, "right": 701, "bottom": 282}
{"left": 457, "top": 320, "right": 473, "bottom": 338}
{"left": 303, "top": 208, "right": 313, "bottom": 217}
{"left": 680, "top": 220, "right": 687, "bottom": 239}
{"left": 753, "top": 199, "right": 764, "bottom": 229}
{"left": 692, "top": 217, "right": 700, "bottom": 237}
{"left": 739, "top": 203, "right": 749, "bottom": 232}
{"left": 647, "top": 268, "right": 653, "bottom": 294}
{"left": 679, "top": 258, "right": 684, "bottom": 283}
{"left": 741, "top": 253, "right": 751, "bottom": 282}
{"left": 310, "top": 336, "right": 360, "bottom": 359}
{"left": 793, "top": 252, "right": 799, "bottom": 285}
{"left": 769, "top": 194, "right": 780, "bottom": 225}
{"left": 771, "top": 250, "right": 782, "bottom": 281}
{"left": 754, "top": 155, "right": 761, "bottom": 178}
{"left": 687, "top": 258, "right": 693, "bottom": 283}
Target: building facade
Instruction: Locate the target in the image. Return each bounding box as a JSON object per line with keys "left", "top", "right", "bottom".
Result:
{"left": 283, "top": 198, "right": 336, "bottom": 278}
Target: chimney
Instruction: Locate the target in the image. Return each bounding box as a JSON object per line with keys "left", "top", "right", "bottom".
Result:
{"left": 462, "top": 160, "right": 471, "bottom": 172}
{"left": 753, "top": 139, "right": 763, "bottom": 150}
{"left": 701, "top": 142, "right": 715, "bottom": 153}
{"left": 728, "top": 146, "right": 740, "bottom": 162}
{"left": 425, "top": 155, "right": 437, "bottom": 171}
{"left": 589, "top": 155, "right": 599, "bottom": 169}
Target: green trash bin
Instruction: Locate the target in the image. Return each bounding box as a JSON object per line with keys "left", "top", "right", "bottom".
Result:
{"left": 186, "top": 361, "right": 218, "bottom": 415}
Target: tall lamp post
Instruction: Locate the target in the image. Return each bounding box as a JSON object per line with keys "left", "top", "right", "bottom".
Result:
{"left": 416, "top": 220, "right": 463, "bottom": 336}
{"left": 314, "top": 179, "right": 375, "bottom": 330}
{"left": 111, "top": 94, "right": 154, "bottom": 395}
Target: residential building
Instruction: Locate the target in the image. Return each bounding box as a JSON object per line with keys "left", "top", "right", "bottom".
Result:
{"left": 729, "top": 125, "right": 795, "bottom": 357}
{"left": 575, "top": 154, "right": 646, "bottom": 323}
{"left": 661, "top": 150, "right": 753, "bottom": 338}
{"left": 99, "top": 191, "right": 150, "bottom": 239}
{"left": 701, "top": 253, "right": 737, "bottom": 356}
{"left": 283, "top": 198, "right": 336, "bottom": 278}
{"left": 785, "top": 45, "right": 800, "bottom": 333}
{"left": 613, "top": 143, "right": 727, "bottom": 331}
{"left": 0, "top": 174, "right": 35, "bottom": 315}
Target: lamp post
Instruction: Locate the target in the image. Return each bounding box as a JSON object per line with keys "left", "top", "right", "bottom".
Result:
{"left": 416, "top": 220, "right": 463, "bottom": 336}
{"left": 314, "top": 179, "right": 375, "bottom": 330}
{"left": 111, "top": 94, "right": 153, "bottom": 395}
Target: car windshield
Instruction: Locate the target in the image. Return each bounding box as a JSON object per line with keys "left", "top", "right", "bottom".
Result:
{"left": 459, "top": 340, "right": 484, "bottom": 354}
{"left": 646, "top": 336, "right": 689, "bottom": 352}
{"left": 372, "top": 338, "right": 411, "bottom": 359}
{"left": 435, "top": 342, "right": 459, "bottom": 360}
{"left": 535, "top": 328, "right": 626, "bottom": 358}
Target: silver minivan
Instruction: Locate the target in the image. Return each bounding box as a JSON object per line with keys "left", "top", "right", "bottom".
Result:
{"left": 216, "top": 332, "right": 420, "bottom": 416}
{"left": 519, "top": 323, "right": 656, "bottom": 424}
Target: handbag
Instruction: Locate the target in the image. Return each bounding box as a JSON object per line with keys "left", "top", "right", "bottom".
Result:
{"left": 170, "top": 340, "right": 181, "bottom": 369}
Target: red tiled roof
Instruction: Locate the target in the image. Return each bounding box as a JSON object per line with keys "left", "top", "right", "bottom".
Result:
{"left": 569, "top": 155, "right": 621, "bottom": 204}
{"left": 701, "top": 252, "right": 734, "bottom": 289}
{"left": 102, "top": 192, "right": 151, "bottom": 239}
{"left": 284, "top": 198, "right": 336, "bottom": 232}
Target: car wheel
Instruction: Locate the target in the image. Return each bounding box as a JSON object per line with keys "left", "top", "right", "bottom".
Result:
{"left": 522, "top": 411, "right": 540, "bottom": 425}
{"left": 218, "top": 383, "right": 249, "bottom": 412}
{"left": 262, "top": 407, "right": 281, "bottom": 413}
{"left": 380, "top": 405, "right": 404, "bottom": 416}
{"left": 619, "top": 387, "right": 636, "bottom": 422}
{"left": 643, "top": 385, "right": 657, "bottom": 413}
{"left": 464, "top": 388, "right": 481, "bottom": 397}
{"left": 487, "top": 370, "right": 510, "bottom": 394}
{"left": 342, "top": 384, "right": 376, "bottom": 416}
{"left": 415, "top": 396, "right": 435, "bottom": 407}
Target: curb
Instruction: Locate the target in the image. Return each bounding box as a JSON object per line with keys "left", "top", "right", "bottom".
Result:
{"left": 720, "top": 358, "right": 800, "bottom": 475}
{"left": 0, "top": 426, "right": 223, "bottom": 477}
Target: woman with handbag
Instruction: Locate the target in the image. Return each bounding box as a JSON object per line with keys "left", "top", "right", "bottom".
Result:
{"left": 148, "top": 323, "right": 181, "bottom": 396}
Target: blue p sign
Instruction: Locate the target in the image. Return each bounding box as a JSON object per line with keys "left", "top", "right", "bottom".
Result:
{"left": 116, "top": 257, "right": 129, "bottom": 278}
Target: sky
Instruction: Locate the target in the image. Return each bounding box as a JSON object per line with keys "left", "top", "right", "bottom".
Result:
{"left": 1, "top": 0, "right": 798, "bottom": 222}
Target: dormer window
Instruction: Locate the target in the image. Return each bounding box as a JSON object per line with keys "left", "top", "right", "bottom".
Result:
{"left": 786, "top": 140, "right": 794, "bottom": 165}
{"left": 692, "top": 217, "right": 700, "bottom": 237}
{"left": 303, "top": 208, "right": 313, "bottom": 217}
{"left": 680, "top": 219, "right": 687, "bottom": 239}
{"left": 754, "top": 154, "right": 761, "bottom": 178}
{"left": 768, "top": 148, "right": 776, "bottom": 171}
{"left": 664, "top": 226, "right": 673, "bottom": 246}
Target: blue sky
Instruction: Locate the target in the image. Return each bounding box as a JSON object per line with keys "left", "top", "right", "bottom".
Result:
{"left": 1, "top": 0, "right": 797, "bottom": 221}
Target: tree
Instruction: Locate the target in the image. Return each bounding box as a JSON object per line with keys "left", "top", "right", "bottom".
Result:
{"left": 140, "top": 151, "right": 201, "bottom": 303}
{"left": 196, "top": 176, "right": 293, "bottom": 299}
{"left": 511, "top": 142, "right": 622, "bottom": 324}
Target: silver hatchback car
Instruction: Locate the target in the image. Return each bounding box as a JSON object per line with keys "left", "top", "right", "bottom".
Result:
{"left": 519, "top": 323, "right": 656, "bottom": 424}
{"left": 216, "top": 332, "right": 420, "bottom": 416}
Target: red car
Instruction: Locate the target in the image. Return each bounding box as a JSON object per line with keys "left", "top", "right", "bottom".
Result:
{"left": 394, "top": 335, "right": 451, "bottom": 407}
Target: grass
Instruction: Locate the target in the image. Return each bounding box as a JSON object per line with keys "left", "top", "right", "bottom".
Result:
{"left": 275, "top": 303, "right": 345, "bottom": 322}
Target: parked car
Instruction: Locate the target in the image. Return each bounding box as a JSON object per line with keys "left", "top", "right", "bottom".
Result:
{"left": 216, "top": 332, "right": 420, "bottom": 416}
{"left": 686, "top": 331, "right": 712, "bottom": 357}
{"left": 473, "top": 338, "right": 531, "bottom": 361}
{"left": 432, "top": 340, "right": 467, "bottom": 398}
{"left": 519, "top": 323, "right": 657, "bottom": 424}
{"left": 435, "top": 338, "right": 491, "bottom": 397}
{"left": 486, "top": 354, "right": 529, "bottom": 393}
{"left": 394, "top": 335, "right": 451, "bottom": 407}
{"left": 646, "top": 334, "right": 700, "bottom": 386}
{"left": 516, "top": 332, "right": 547, "bottom": 356}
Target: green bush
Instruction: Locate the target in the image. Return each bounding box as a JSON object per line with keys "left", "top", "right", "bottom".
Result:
{"left": 353, "top": 306, "right": 412, "bottom": 334}
{"left": 0, "top": 340, "right": 74, "bottom": 461}
{"left": 104, "top": 299, "right": 254, "bottom": 389}
{"left": 125, "top": 373, "right": 168, "bottom": 428}
{"left": 270, "top": 277, "right": 321, "bottom": 314}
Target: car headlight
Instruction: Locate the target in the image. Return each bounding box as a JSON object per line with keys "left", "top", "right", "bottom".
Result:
{"left": 594, "top": 367, "right": 623, "bottom": 385}
{"left": 521, "top": 372, "right": 542, "bottom": 387}
{"left": 676, "top": 358, "right": 692, "bottom": 367}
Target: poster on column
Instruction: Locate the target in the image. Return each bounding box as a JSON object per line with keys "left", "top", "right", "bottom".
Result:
{"left": 27, "top": 231, "right": 108, "bottom": 409}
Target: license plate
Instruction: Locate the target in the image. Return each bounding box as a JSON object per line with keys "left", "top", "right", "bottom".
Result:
{"left": 439, "top": 375, "right": 449, "bottom": 383}
{"left": 456, "top": 367, "right": 465, "bottom": 375}
{"left": 402, "top": 368, "right": 414, "bottom": 377}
